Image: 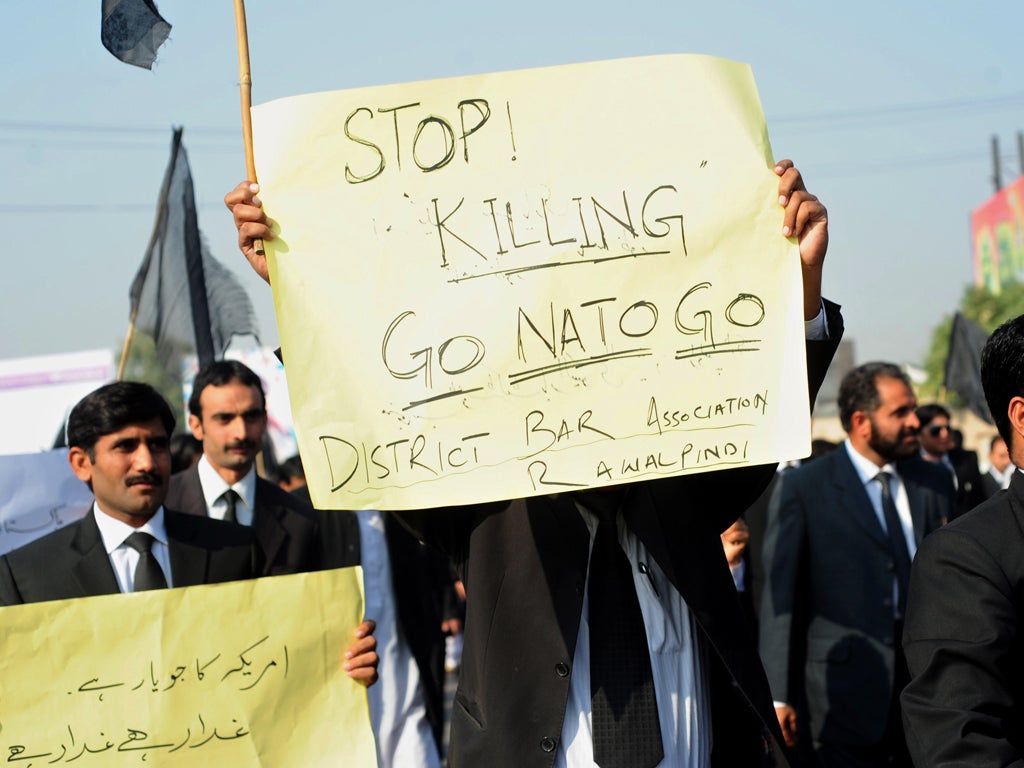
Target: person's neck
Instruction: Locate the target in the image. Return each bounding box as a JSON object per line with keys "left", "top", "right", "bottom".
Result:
{"left": 848, "top": 437, "right": 886, "bottom": 469}
{"left": 96, "top": 504, "right": 156, "bottom": 528}
{"left": 212, "top": 461, "right": 252, "bottom": 488}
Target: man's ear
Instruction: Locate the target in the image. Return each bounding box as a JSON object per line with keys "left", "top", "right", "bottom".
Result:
{"left": 849, "top": 410, "right": 870, "bottom": 440}
{"left": 188, "top": 413, "right": 204, "bottom": 441}
{"left": 1007, "top": 396, "right": 1024, "bottom": 450}
{"left": 68, "top": 446, "right": 93, "bottom": 484}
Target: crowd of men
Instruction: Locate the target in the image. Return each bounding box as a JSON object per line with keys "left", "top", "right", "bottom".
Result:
{"left": 2, "top": 157, "right": 1023, "bottom": 768}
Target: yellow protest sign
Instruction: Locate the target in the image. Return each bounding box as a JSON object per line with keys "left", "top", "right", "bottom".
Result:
{"left": 0, "top": 568, "right": 375, "bottom": 767}
{"left": 252, "top": 54, "right": 809, "bottom": 511}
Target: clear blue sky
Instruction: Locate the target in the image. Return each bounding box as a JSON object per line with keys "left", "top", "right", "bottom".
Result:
{"left": 2, "top": 1, "right": 1022, "bottom": 367}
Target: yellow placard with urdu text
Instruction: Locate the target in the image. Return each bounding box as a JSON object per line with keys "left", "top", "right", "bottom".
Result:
{"left": 0, "top": 568, "right": 375, "bottom": 767}
{"left": 252, "top": 54, "right": 809, "bottom": 511}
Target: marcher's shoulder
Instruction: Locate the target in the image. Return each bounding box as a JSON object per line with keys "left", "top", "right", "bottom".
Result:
{"left": 932, "top": 492, "right": 1023, "bottom": 553}
{"left": 911, "top": 500, "right": 1023, "bottom": 597}
{"left": 781, "top": 449, "right": 840, "bottom": 489}
{"left": 256, "top": 477, "right": 319, "bottom": 523}
{"left": 164, "top": 508, "right": 258, "bottom": 547}
{"left": 2, "top": 513, "right": 89, "bottom": 565}
{"left": 900, "top": 456, "right": 956, "bottom": 492}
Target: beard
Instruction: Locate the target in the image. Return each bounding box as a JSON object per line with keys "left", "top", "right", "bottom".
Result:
{"left": 868, "top": 420, "right": 919, "bottom": 464}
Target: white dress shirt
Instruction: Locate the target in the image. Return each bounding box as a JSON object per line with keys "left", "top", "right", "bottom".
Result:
{"left": 93, "top": 504, "right": 173, "bottom": 591}
{"left": 196, "top": 455, "right": 256, "bottom": 526}
{"left": 558, "top": 505, "right": 710, "bottom": 768}
{"left": 358, "top": 510, "right": 441, "bottom": 768}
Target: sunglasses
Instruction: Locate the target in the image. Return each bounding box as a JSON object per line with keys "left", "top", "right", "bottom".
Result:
{"left": 926, "top": 424, "right": 950, "bottom": 437}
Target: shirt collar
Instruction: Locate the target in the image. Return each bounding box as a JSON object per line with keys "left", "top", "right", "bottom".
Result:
{"left": 197, "top": 454, "right": 257, "bottom": 512}
{"left": 92, "top": 503, "right": 168, "bottom": 555}
{"left": 844, "top": 439, "right": 897, "bottom": 486}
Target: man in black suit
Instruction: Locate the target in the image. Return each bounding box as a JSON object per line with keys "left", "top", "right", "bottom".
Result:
{"left": 227, "top": 158, "right": 840, "bottom": 766}
{"left": 165, "top": 360, "right": 321, "bottom": 576}
{"left": 901, "top": 314, "right": 1024, "bottom": 764}
{"left": 916, "top": 402, "right": 986, "bottom": 519}
{"left": 0, "top": 381, "right": 258, "bottom": 603}
{"left": 759, "top": 363, "right": 954, "bottom": 767}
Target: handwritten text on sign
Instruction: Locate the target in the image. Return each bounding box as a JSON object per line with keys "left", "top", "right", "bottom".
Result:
{"left": 0, "top": 569, "right": 374, "bottom": 767}
{"left": 252, "top": 54, "right": 809, "bottom": 510}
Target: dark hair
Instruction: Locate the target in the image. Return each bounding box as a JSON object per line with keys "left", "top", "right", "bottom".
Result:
{"left": 170, "top": 433, "right": 203, "bottom": 474}
{"left": 914, "top": 403, "right": 951, "bottom": 428}
{"left": 67, "top": 381, "right": 176, "bottom": 455}
{"left": 981, "top": 314, "right": 1024, "bottom": 447}
{"left": 188, "top": 360, "right": 266, "bottom": 419}
{"left": 837, "top": 362, "right": 911, "bottom": 432}
{"left": 277, "top": 454, "right": 305, "bottom": 485}
{"left": 991, "top": 434, "right": 1006, "bottom": 452}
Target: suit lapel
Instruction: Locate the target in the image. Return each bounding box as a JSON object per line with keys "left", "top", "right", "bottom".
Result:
{"left": 623, "top": 482, "right": 679, "bottom": 588}
{"left": 900, "top": 467, "right": 930, "bottom": 546}
{"left": 165, "top": 512, "right": 209, "bottom": 587}
{"left": 252, "top": 480, "right": 287, "bottom": 568}
{"left": 832, "top": 449, "right": 890, "bottom": 550}
{"left": 168, "top": 464, "right": 208, "bottom": 517}
{"left": 70, "top": 511, "right": 120, "bottom": 596}
{"left": 526, "top": 495, "right": 590, "bottom": 657}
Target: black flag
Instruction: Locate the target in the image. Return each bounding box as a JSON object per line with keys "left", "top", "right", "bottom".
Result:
{"left": 101, "top": 0, "right": 171, "bottom": 70}
{"left": 943, "top": 312, "right": 992, "bottom": 423}
{"left": 130, "top": 128, "right": 259, "bottom": 377}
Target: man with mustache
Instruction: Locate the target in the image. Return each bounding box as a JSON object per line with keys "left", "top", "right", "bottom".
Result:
{"left": 759, "top": 362, "right": 955, "bottom": 767}
{"left": 0, "top": 380, "right": 261, "bottom": 603}
{"left": 0, "top": 381, "right": 379, "bottom": 685}
{"left": 166, "top": 360, "right": 322, "bottom": 576}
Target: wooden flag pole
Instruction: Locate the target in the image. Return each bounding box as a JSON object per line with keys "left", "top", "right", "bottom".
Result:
{"left": 116, "top": 312, "right": 137, "bottom": 381}
{"left": 233, "top": 0, "right": 264, "bottom": 257}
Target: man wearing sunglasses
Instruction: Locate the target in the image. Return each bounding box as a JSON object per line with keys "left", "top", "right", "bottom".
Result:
{"left": 915, "top": 403, "right": 985, "bottom": 519}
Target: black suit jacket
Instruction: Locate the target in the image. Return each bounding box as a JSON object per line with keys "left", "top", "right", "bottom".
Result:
{"left": 166, "top": 464, "right": 320, "bottom": 576}
{"left": 0, "top": 508, "right": 260, "bottom": 605}
{"left": 901, "top": 471, "right": 1024, "bottom": 766}
{"left": 397, "top": 301, "right": 843, "bottom": 768}
{"left": 980, "top": 468, "right": 1005, "bottom": 500}
{"left": 949, "top": 446, "right": 986, "bottom": 520}
{"left": 759, "top": 447, "right": 953, "bottom": 747}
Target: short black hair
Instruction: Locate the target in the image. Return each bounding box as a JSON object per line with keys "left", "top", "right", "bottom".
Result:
{"left": 170, "top": 433, "right": 203, "bottom": 474}
{"left": 981, "top": 315, "right": 1024, "bottom": 448}
{"left": 277, "top": 454, "right": 305, "bottom": 484}
{"left": 991, "top": 434, "right": 1006, "bottom": 453}
{"left": 837, "top": 362, "right": 911, "bottom": 432}
{"left": 914, "top": 403, "right": 950, "bottom": 428}
{"left": 188, "top": 360, "right": 266, "bottom": 419}
{"left": 67, "top": 381, "right": 176, "bottom": 455}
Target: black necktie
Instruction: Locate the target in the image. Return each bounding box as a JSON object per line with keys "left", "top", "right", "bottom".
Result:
{"left": 125, "top": 532, "right": 168, "bottom": 592}
{"left": 221, "top": 489, "right": 239, "bottom": 524}
{"left": 587, "top": 502, "right": 663, "bottom": 768}
{"left": 876, "top": 471, "right": 912, "bottom": 615}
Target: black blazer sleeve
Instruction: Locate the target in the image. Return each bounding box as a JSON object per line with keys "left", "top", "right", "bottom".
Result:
{"left": 902, "top": 508, "right": 1024, "bottom": 766}
{"left": 0, "top": 556, "right": 24, "bottom": 605}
